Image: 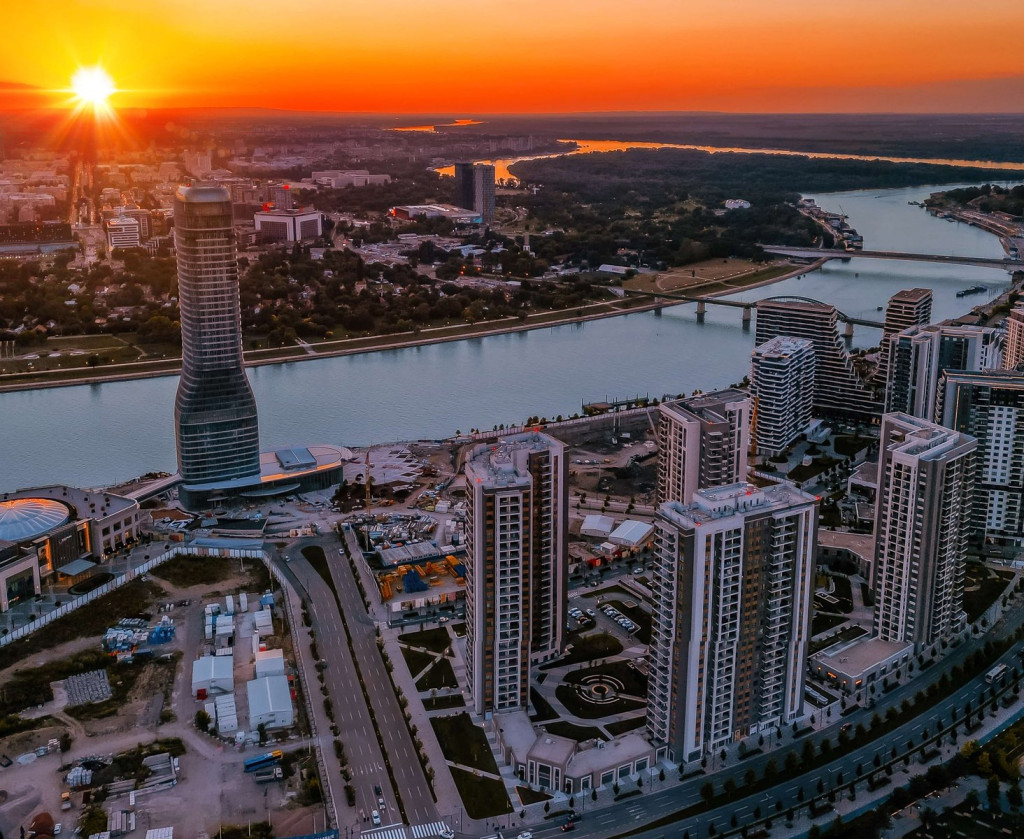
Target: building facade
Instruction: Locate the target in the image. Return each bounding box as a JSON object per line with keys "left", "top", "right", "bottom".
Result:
{"left": 646, "top": 483, "right": 818, "bottom": 763}
{"left": 656, "top": 389, "right": 750, "bottom": 505}
{"left": 105, "top": 215, "right": 141, "bottom": 250}
{"left": 464, "top": 432, "right": 567, "bottom": 716}
{"left": 755, "top": 299, "right": 881, "bottom": 420}
{"left": 253, "top": 208, "right": 322, "bottom": 242}
{"left": 1003, "top": 303, "right": 1024, "bottom": 371}
{"left": 877, "top": 288, "right": 933, "bottom": 383}
{"left": 872, "top": 413, "right": 976, "bottom": 650}
{"left": 885, "top": 323, "right": 1003, "bottom": 420}
{"left": 173, "top": 185, "right": 262, "bottom": 495}
{"left": 938, "top": 370, "right": 1024, "bottom": 549}
{"left": 452, "top": 162, "right": 495, "bottom": 223}
{"left": 750, "top": 336, "right": 815, "bottom": 455}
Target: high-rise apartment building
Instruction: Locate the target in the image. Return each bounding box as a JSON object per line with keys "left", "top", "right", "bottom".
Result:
{"left": 872, "top": 413, "right": 975, "bottom": 650}
{"left": 464, "top": 432, "right": 567, "bottom": 716}
{"left": 656, "top": 389, "right": 749, "bottom": 505}
{"left": 173, "top": 185, "right": 261, "bottom": 495}
{"left": 646, "top": 483, "right": 818, "bottom": 763}
{"left": 452, "top": 162, "right": 495, "bottom": 223}
{"left": 1003, "top": 303, "right": 1024, "bottom": 371}
{"left": 105, "top": 214, "right": 140, "bottom": 250}
{"left": 755, "top": 299, "right": 881, "bottom": 420}
{"left": 885, "top": 323, "right": 1003, "bottom": 419}
{"left": 938, "top": 370, "right": 1024, "bottom": 548}
{"left": 877, "top": 288, "right": 933, "bottom": 383}
{"left": 750, "top": 336, "right": 815, "bottom": 455}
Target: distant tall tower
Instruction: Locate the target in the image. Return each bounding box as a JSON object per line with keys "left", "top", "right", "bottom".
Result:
{"left": 878, "top": 288, "right": 933, "bottom": 383}
{"left": 872, "top": 413, "right": 975, "bottom": 650}
{"left": 453, "top": 163, "right": 475, "bottom": 211}
{"left": 473, "top": 164, "right": 496, "bottom": 224}
{"left": 647, "top": 483, "right": 818, "bottom": 762}
{"left": 656, "top": 389, "right": 750, "bottom": 505}
{"left": 464, "top": 432, "right": 567, "bottom": 716}
{"left": 173, "top": 185, "right": 261, "bottom": 496}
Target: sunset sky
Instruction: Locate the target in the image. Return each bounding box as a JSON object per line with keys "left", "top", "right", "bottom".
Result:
{"left": 2, "top": 0, "right": 1023, "bottom": 113}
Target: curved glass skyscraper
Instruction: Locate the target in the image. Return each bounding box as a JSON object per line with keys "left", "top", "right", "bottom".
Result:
{"left": 173, "top": 184, "right": 261, "bottom": 488}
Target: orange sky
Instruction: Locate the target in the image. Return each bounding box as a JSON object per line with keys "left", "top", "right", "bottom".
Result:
{"left": 2, "top": 0, "right": 1023, "bottom": 113}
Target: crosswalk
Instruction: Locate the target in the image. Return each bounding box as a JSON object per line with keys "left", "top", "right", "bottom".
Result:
{"left": 362, "top": 822, "right": 451, "bottom": 839}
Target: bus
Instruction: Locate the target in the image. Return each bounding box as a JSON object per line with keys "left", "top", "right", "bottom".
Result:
{"left": 985, "top": 664, "right": 1008, "bottom": 685}
{"left": 243, "top": 750, "right": 284, "bottom": 773}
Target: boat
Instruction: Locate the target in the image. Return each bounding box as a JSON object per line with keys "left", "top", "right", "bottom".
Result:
{"left": 956, "top": 285, "right": 988, "bottom": 298}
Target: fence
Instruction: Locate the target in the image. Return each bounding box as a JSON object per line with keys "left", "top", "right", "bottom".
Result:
{"left": 0, "top": 543, "right": 266, "bottom": 649}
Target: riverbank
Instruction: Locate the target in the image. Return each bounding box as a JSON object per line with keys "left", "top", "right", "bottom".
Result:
{"left": 0, "top": 258, "right": 825, "bottom": 395}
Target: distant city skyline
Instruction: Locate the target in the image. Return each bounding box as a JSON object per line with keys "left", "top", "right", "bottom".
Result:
{"left": 1, "top": 1, "right": 1024, "bottom": 113}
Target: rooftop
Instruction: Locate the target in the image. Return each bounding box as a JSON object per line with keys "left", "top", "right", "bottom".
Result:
{"left": 0, "top": 497, "right": 70, "bottom": 542}
{"left": 660, "top": 481, "right": 815, "bottom": 528}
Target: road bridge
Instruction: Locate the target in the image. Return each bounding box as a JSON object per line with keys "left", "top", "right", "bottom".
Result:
{"left": 624, "top": 289, "right": 885, "bottom": 330}
{"left": 760, "top": 245, "right": 1023, "bottom": 270}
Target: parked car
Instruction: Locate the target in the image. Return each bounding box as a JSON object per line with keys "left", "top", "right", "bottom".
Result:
{"left": 372, "top": 811, "right": 381, "bottom": 826}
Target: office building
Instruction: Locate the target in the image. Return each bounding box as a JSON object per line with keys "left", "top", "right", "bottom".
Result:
{"left": 750, "top": 336, "right": 815, "bottom": 455}
{"left": 938, "top": 370, "right": 1024, "bottom": 548}
{"left": 173, "top": 185, "right": 262, "bottom": 495}
{"left": 885, "top": 323, "right": 1003, "bottom": 419}
{"left": 872, "top": 413, "right": 976, "bottom": 650}
{"left": 656, "top": 389, "right": 750, "bottom": 505}
{"left": 877, "top": 288, "right": 933, "bottom": 383}
{"left": 253, "top": 208, "right": 322, "bottom": 242}
{"left": 1003, "top": 304, "right": 1024, "bottom": 371}
{"left": 755, "top": 299, "right": 881, "bottom": 420}
{"left": 105, "top": 215, "right": 140, "bottom": 250}
{"left": 646, "top": 483, "right": 818, "bottom": 762}
{"left": 452, "top": 162, "right": 495, "bottom": 223}
{"left": 464, "top": 432, "right": 567, "bottom": 716}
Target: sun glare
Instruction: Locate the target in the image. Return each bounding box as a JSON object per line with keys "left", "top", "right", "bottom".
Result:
{"left": 71, "top": 67, "right": 116, "bottom": 109}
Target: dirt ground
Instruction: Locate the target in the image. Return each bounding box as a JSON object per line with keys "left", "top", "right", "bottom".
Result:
{"left": 0, "top": 559, "right": 323, "bottom": 839}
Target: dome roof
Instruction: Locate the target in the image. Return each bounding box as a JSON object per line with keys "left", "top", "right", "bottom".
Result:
{"left": 0, "top": 498, "right": 71, "bottom": 542}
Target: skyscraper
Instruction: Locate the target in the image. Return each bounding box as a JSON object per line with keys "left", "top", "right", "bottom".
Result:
{"left": 755, "top": 299, "right": 881, "bottom": 420}
{"left": 877, "top": 288, "right": 933, "bottom": 383}
{"left": 173, "top": 185, "right": 261, "bottom": 495}
{"left": 656, "top": 389, "right": 750, "bottom": 505}
{"left": 884, "top": 323, "right": 1003, "bottom": 419}
{"left": 646, "top": 483, "right": 818, "bottom": 763}
{"left": 464, "top": 432, "right": 567, "bottom": 716}
{"left": 872, "top": 413, "right": 975, "bottom": 650}
{"left": 938, "top": 370, "right": 1024, "bottom": 549}
{"left": 1003, "top": 303, "right": 1024, "bottom": 371}
{"left": 750, "top": 336, "right": 815, "bottom": 455}
{"left": 452, "top": 162, "right": 495, "bottom": 223}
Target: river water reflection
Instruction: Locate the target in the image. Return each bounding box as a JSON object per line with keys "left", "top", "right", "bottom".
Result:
{"left": 0, "top": 181, "right": 1017, "bottom": 490}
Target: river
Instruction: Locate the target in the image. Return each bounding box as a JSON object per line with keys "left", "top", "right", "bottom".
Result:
{"left": 0, "top": 181, "right": 1017, "bottom": 491}
{"left": 434, "top": 139, "right": 1024, "bottom": 183}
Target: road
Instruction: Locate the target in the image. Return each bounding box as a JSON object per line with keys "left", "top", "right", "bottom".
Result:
{"left": 280, "top": 534, "right": 438, "bottom": 829}
{"left": 759, "top": 245, "right": 1021, "bottom": 270}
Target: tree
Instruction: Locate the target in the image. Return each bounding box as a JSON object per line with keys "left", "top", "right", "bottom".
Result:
{"left": 1007, "top": 781, "right": 1023, "bottom": 812}
{"left": 194, "top": 709, "right": 211, "bottom": 732}
{"left": 988, "top": 775, "right": 1002, "bottom": 812}
{"left": 700, "top": 781, "right": 715, "bottom": 805}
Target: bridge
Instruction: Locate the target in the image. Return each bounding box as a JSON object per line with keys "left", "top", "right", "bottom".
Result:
{"left": 760, "top": 245, "right": 1023, "bottom": 271}
{"left": 624, "top": 289, "right": 886, "bottom": 330}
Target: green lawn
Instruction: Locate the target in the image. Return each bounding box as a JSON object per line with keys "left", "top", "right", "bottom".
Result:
{"left": 812, "top": 612, "right": 848, "bottom": 636}
{"left": 564, "top": 660, "right": 649, "bottom": 697}
{"left": 400, "top": 647, "right": 435, "bottom": 678}
{"left": 830, "top": 576, "right": 855, "bottom": 613}
{"left": 448, "top": 766, "right": 512, "bottom": 819}
{"left": 543, "top": 721, "right": 607, "bottom": 742}
{"left": 415, "top": 658, "right": 458, "bottom": 691}
{"left": 422, "top": 694, "right": 465, "bottom": 712}
{"left": 809, "top": 624, "right": 868, "bottom": 655}
{"left": 516, "top": 786, "right": 553, "bottom": 805}
{"left": 605, "top": 717, "right": 647, "bottom": 736}
{"left": 150, "top": 553, "right": 235, "bottom": 587}
{"left": 529, "top": 688, "right": 558, "bottom": 723}
{"left": 963, "top": 564, "right": 1014, "bottom": 623}
{"left": 399, "top": 626, "right": 452, "bottom": 654}
{"left": 539, "top": 632, "right": 623, "bottom": 670}
{"left": 555, "top": 684, "right": 645, "bottom": 720}
{"left": 431, "top": 713, "right": 501, "bottom": 773}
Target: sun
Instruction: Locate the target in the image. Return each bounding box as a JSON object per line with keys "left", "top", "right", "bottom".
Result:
{"left": 71, "top": 67, "right": 116, "bottom": 110}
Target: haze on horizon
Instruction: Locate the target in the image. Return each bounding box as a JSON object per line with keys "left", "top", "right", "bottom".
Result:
{"left": 1, "top": 0, "right": 1024, "bottom": 115}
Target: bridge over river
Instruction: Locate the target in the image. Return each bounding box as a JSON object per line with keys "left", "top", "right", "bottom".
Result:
{"left": 759, "top": 245, "right": 1022, "bottom": 271}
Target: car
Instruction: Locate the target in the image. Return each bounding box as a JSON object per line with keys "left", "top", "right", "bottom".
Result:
{"left": 54, "top": 826, "right": 62, "bottom": 836}
{"left": 566, "top": 813, "right": 581, "bottom": 823}
{"left": 373, "top": 784, "right": 382, "bottom": 796}
{"left": 840, "top": 723, "right": 852, "bottom": 733}
{"left": 632, "top": 567, "right": 643, "bottom": 574}
{"left": 585, "top": 608, "right": 595, "bottom": 617}
{"left": 372, "top": 811, "right": 381, "bottom": 826}
{"left": 589, "top": 581, "right": 599, "bottom": 587}
{"left": 378, "top": 796, "right": 386, "bottom": 809}
{"left": 439, "top": 617, "right": 449, "bottom": 623}
{"left": 439, "top": 829, "right": 455, "bottom": 839}
{"left": 560, "top": 824, "right": 575, "bottom": 833}
{"left": 517, "top": 833, "right": 533, "bottom": 839}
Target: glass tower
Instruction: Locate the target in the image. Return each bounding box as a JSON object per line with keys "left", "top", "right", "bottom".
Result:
{"left": 173, "top": 184, "right": 261, "bottom": 486}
